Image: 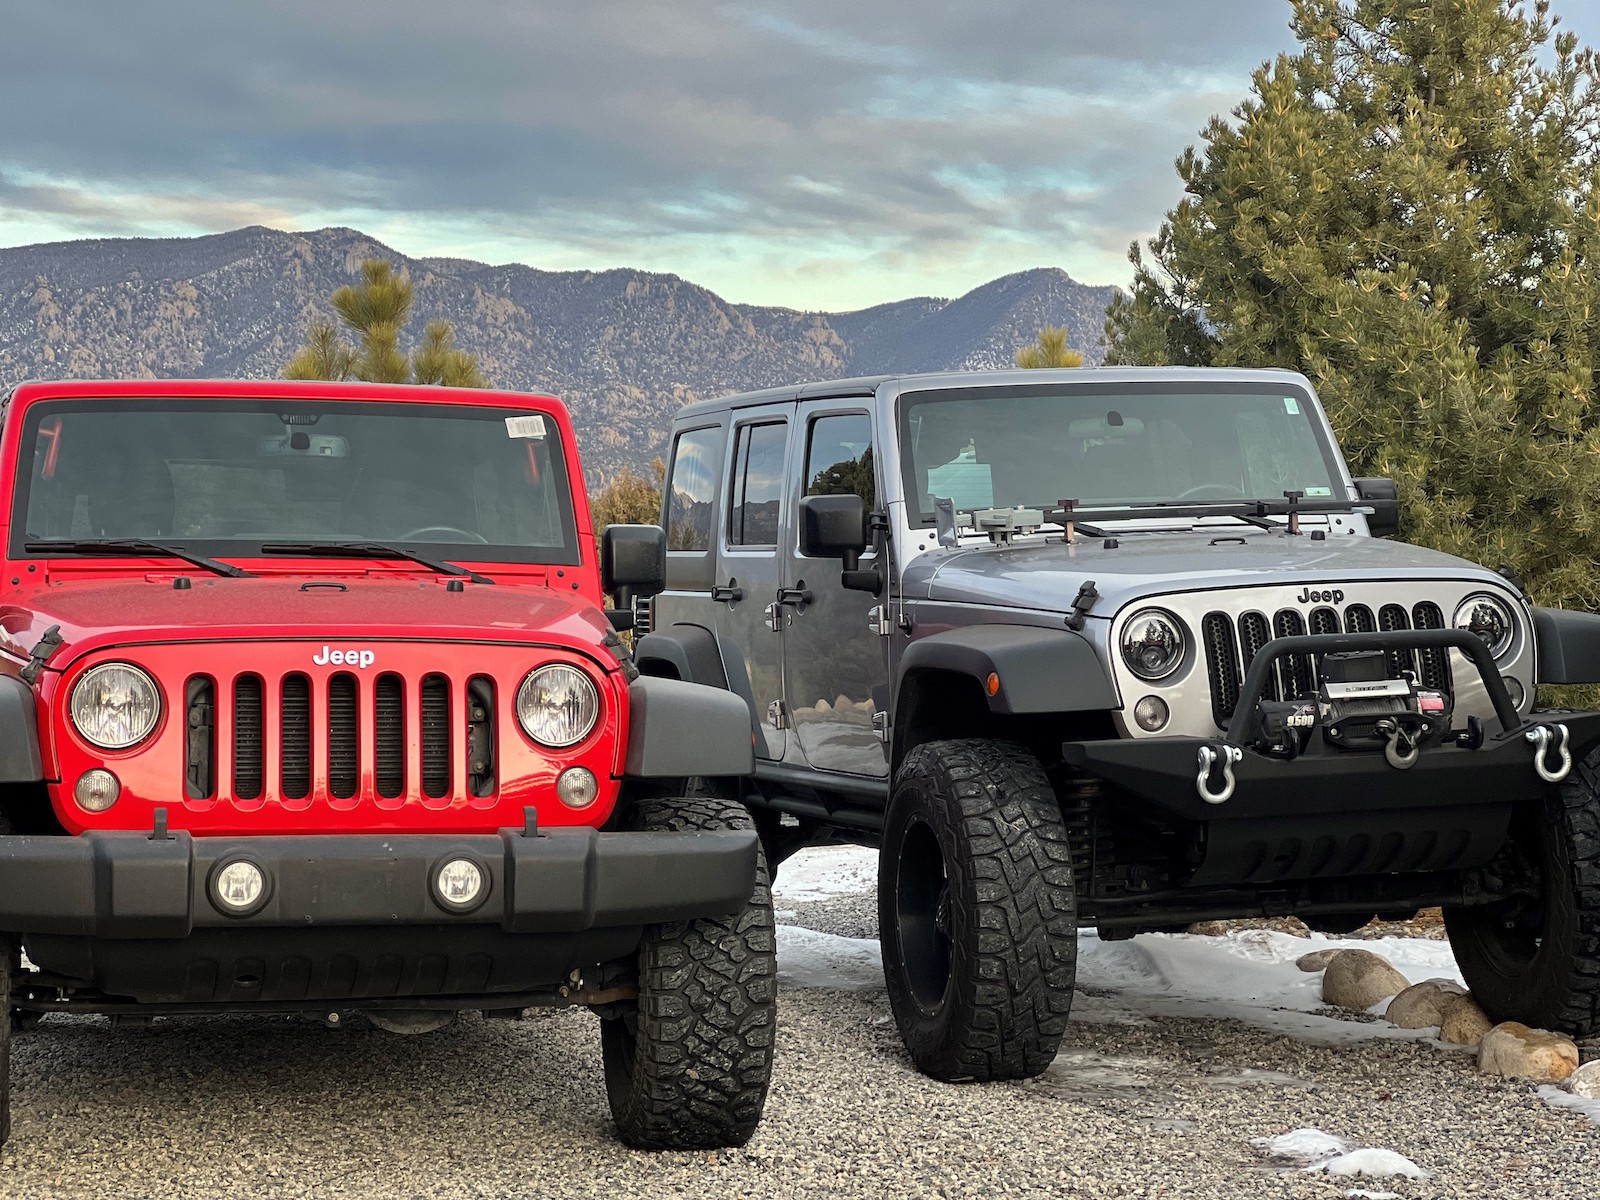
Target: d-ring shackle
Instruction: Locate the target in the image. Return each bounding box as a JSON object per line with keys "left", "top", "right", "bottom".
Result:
{"left": 1196, "top": 743, "right": 1242, "bottom": 804}
{"left": 1526, "top": 723, "right": 1572, "bottom": 784}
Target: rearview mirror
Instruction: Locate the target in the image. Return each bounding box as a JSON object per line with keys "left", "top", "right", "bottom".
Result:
{"left": 799, "top": 494, "right": 868, "bottom": 568}
{"left": 1353, "top": 477, "right": 1400, "bottom": 538}
{"left": 601, "top": 524, "right": 666, "bottom": 607}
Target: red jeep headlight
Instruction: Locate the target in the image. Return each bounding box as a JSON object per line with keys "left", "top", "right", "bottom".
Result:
{"left": 70, "top": 662, "right": 163, "bottom": 749}
{"left": 515, "top": 663, "right": 600, "bottom": 748}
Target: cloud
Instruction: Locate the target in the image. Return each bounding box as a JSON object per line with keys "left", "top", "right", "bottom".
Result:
{"left": 17, "top": 0, "right": 1588, "bottom": 308}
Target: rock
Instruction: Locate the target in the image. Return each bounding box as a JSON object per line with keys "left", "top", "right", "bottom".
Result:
{"left": 1320, "top": 949, "right": 1410, "bottom": 1010}
{"left": 1477, "top": 1022, "right": 1579, "bottom": 1083}
{"left": 1384, "top": 979, "right": 1468, "bottom": 1029}
{"left": 814, "top": 698, "right": 831, "bottom": 712}
{"left": 1439, "top": 996, "right": 1494, "bottom": 1047}
{"left": 1565, "top": 1059, "right": 1600, "bottom": 1099}
{"left": 1296, "top": 948, "right": 1342, "bottom": 972}
{"left": 834, "top": 694, "right": 852, "bottom": 711}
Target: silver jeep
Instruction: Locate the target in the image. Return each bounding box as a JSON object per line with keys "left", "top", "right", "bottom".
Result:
{"left": 638, "top": 367, "right": 1600, "bottom": 1082}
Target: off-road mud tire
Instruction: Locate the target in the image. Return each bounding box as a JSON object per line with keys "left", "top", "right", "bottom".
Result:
{"left": 880, "top": 739, "right": 1077, "bottom": 1082}
{"left": 599, "top": 796, "right": 776, "bottom": 1150}
{"left": 1444, "top": 748, "right": 1600, "bottom": 1036}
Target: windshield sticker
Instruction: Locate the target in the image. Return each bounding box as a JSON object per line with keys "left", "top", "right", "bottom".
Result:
{"left": 505, "top": 414, "right": 547, "bottom": 439}
{"left": 1305, "top": 486, "right": 1332, "bottom": 497}
{"left": 1283, "top": 397, "right": 1301, "bottom": 415}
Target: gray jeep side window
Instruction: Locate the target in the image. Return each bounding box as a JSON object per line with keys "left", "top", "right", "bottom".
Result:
{"left": 805, "top": 412, "right": 875, "bottom": 511}
{"left": 665, "top": 425, "right": 723, "bottom": 552}
{"left": 729, "top": 421, "right": 787, "bottom": 546}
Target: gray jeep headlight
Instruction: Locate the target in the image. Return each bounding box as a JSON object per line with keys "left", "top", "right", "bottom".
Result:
{"left": 516, "top": 663, "right": 600, "bottom": 747}
{"left": 1121, "top": 609, "right": 1187, "bottom": 681}
{"left": 1453, "top": 593, "right": 1516, "bottom": 660}
{"left": 70, "top": 662, "right": 162, "bottom": 749}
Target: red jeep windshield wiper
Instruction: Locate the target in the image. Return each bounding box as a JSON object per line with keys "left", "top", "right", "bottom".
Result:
{"left": 24, "top": 538, "right": 254, "bottom": 578}
{"left": 259, "top": 541, "right": 495, "bottom": 585}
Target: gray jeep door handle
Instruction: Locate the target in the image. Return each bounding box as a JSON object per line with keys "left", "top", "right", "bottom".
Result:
{"left": 711, "top": 580, "right": 744, "bottom": 603}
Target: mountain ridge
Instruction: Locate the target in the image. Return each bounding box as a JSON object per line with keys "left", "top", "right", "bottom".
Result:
{"left": 0, "top": 226, "right": 1120, "bottom": 478}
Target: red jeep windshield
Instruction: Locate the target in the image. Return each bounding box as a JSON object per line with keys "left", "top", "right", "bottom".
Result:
{"left": 11, "top": 398, "right": 581, "bottom": 565}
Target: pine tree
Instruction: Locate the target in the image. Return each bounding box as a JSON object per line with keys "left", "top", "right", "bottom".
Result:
{"left": 1015, "top": 325, "right": 1085, "bottom": 368}
{"left": 1105, "top": 0, "right": 1600, "bottom": 609}
{"left": 286, "top": 259, "right": 487, "bottom": 388}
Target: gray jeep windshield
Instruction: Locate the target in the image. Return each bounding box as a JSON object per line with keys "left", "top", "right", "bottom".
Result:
{"left": 897, "top": 382, "right": 1345, "bottom": 523}
{"left": 11, "top": 398, "right": 580, "bottom": 565}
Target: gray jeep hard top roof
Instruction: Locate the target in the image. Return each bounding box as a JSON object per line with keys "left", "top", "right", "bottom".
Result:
{"left": 670, "top": 366, "right": 1317, "bottom": 421}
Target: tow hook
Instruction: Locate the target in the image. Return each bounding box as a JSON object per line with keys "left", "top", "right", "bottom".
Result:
{"left": 1196, "top": 743, "right": 1241, "bottom": 804}
{"left": 1526, "top": 723, "right": 1572, "bottom": 784}
{"left": 1376, "top": 718, "right": 1420, "bottom": 770}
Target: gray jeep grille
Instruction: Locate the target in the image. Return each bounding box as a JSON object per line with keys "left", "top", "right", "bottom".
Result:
{"left": 1201, "top": 601, "right": 1451, "bottom": 725}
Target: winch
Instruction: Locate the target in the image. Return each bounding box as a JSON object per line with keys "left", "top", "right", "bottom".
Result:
{"left": 1248, "top": 650, "right": 1451, "bottom": 768}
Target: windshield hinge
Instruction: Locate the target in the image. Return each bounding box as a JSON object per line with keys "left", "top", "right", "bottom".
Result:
{"left": 1065, "top": 582, "right": 1099, "bottom": 632}
{"left": 20, "top": 624, "right": 64, "bottom": 684}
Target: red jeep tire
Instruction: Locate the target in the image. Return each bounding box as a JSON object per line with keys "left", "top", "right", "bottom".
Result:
{"left": 599, "top": 796, "right": 777, "bottom": 1150}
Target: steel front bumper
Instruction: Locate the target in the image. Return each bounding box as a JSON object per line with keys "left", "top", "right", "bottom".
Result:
{"left": 0, "top": 826, "right": 759, "bottom": 939}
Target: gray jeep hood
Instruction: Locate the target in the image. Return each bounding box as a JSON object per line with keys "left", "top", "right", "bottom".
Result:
{"left": 905, "top": 531, "right": 1507, "bottom": 616}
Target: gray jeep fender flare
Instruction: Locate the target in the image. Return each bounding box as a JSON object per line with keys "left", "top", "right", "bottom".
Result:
{"left": 0, "top": 674, "right": 45, "bottom": 782}
{"left": 1533, "top": 606, "right": 1600, "bottom": 684}
{"left": 893, "top": 624, "right": 1116, "bottom": 761}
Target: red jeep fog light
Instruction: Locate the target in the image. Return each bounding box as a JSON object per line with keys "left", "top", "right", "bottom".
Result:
{"left": 431, "top": 857, "right": 488, "bottom": 913}
{"left": 74, "top": 769, "right": 121, "bottom": 812}
{"left": 210, "top": 859, "right": 269, "bottom": 916}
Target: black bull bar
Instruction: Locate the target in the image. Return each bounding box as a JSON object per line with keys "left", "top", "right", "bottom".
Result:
{"left": 1064, "top": 627, "right": 1600, "bottom": 823}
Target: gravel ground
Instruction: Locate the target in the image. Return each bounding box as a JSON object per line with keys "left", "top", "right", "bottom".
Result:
{"left": 3, "top": 888, "right": 1597, "bottom": 1199}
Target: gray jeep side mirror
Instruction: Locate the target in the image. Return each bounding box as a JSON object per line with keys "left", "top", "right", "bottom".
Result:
{"left": 1353, "top": 477, "right": 1400, "bottom": 538}
{"left": 799, "top": 494, "right": 868, "bottom": 569}
{"left": 601, "top": 523, "right": 667, "bottom": 608}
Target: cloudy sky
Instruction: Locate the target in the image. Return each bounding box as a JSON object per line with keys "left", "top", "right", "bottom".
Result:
{"left": 3, "top": 1, "right": 1598, "bottom": 310}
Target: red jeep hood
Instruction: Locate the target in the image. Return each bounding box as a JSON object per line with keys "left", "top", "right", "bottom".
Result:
{"left": 0, "top": 575, "right": 613, "bottom": 667}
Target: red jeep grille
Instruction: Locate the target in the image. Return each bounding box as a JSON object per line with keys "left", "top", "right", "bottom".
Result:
{"left": 201, "top": 671, "right": 491, "bottom": 806}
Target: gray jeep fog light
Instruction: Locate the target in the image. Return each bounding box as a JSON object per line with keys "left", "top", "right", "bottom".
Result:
{"left": 433, "top": 858, "right": 487, "bottom": 912}
{"left": 74, "top": 769, "right": 121, "bottom": 812}
{"left": 556, "top": 766, "right": 599, "bottom": 809}
{"left": 1503, "top": 676, "right": 1526, "bottom": 709}
{"left": 211, "top": 860, "right": 268, "bottom": 916}
{"left": 1133, "top": 696, "right": 1170, "bottom": 732}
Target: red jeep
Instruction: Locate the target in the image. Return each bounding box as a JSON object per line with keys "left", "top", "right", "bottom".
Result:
{"left": 0, "top": 379, "right": 773, "bottom": 1150}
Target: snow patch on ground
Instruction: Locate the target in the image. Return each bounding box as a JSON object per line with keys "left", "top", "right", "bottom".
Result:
{"left": 1252, "top": 1130, "right": 1428, "bottom": 1180}
{"left": 1251, "top": 1128, "right": 1350, "bottom": 1164}
{"left": 1536, "top": 1085, "right": 1600, "bottom": 1126}
{"left": 776, "top": 925, "right": 883, "bottom": 991}
{"left": 771, "top": 845, "right": 876, "bottom": 903}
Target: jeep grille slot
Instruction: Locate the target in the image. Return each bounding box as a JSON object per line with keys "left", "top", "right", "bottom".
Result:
{"left": 1237, "top": 612, "right": 1277, "bottom": 702}
{"left": 1412, "top": 602, "right": 1452, "bottom": 691}
{"left": 1201, "top": 612, "right": 1241, "bottom": 727}
{"left": 185, "top": 677, "right": 216, "bottom": 800}
{"left": 281, "top": 674, "right": 313, "bottom": 800}
{"left": 327, "top": 674, "right": 359, "bottom": 800}
{"left": 233, "top": 675, "right": 265, "bottom": 800}
{"left": 1343, "top": 604, "right": 1375, "bottom": 635}
{"left": 420, "top": 674, "right": 452, "bottom": 799}
{"left": 466, "top": 676, "right": 496, "bottom": 798}
{"left": 1272, "top": 610, "right": 1314, "bottom": 699}
{"left": 374, "top": 674, "right": 405, "bottom": 798}
{"left": 1378, "top": 604, "right": 1415, "bottom": 678}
